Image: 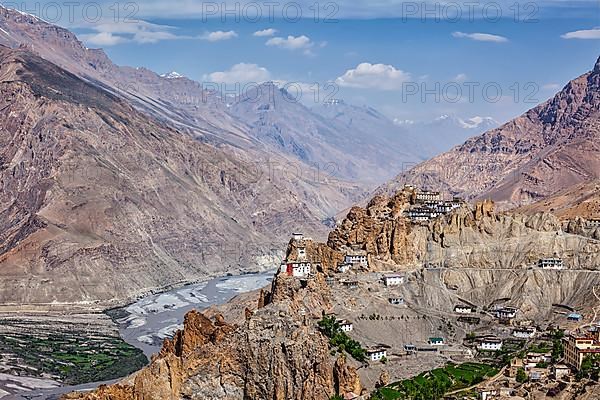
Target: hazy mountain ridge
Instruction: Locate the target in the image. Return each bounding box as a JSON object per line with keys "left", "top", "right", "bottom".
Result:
{"left": 0, "top": 45, "right": 347, "bottom": 307}
{"left": 380, "top": 56, "right": 600, "bottom": 209}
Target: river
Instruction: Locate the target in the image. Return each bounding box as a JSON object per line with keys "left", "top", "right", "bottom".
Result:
{"left": 4, "top": 271, "right": 274, "bottom": 400}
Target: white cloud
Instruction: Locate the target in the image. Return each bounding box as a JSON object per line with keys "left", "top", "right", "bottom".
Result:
{"left": 79, "top": 31, "right": 128, "bottom": 46}
{"left": 203, "top": 63, "right": 271, "bottom": 84}
{"left": 78, "top": 20, "right": 193, "bottom": 46}
{"left": 454, "top": 73, "right": 468, "bottom": 82}
{"left": 203, "top": 30, "right": 238, "bottom": 42}
{"left": 266, "top": 35, "right": 313, "bottom": 50}
{"left": 335, "top": 63, "right": 411, "bottom": 90}
{"left": 253, "top": 28, "right": 277, "bottom": 37}
{"left": 452, "top": 31, "right": 508, "bottom": 43}
{"left": 561, "top": 28, "right": 600, "bottom": 39}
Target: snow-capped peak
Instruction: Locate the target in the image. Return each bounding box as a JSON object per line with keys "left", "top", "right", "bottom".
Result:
{"left": 161, "top": 71, "right": 184, "bottom": 79}
{"left": 458, "top": 116, "right": 499, "bottom": 129}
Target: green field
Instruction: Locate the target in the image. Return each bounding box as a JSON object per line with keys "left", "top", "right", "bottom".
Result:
{"left": 0, "top": 331, "right": 148, "bottom": 385}
{"left": 371, "top": 362, "right": 499, "bottom": 400}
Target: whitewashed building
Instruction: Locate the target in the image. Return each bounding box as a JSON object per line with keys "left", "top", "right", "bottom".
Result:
{"left": 291, "top": 232, "right": 304, "bottom": 241}
{"left": 415, "top": 190, "right": 442, "bottom": 203}
{"left": 280, "top": 262, "right": 311, "bottom": 277}
{"left": 297, "top": 247, "right": 307, "bottom": 259}
{"left": 389, "top": 297, "right": 404, "bottom": 305}
{"left": 383, "top": 275, "right": 404, "bottom": 286}
{"left": 495, "top": 307, "right": 517, "bottom": 319}
{"left": 478, "top": 338, "right": 503, "bottom": 351}
{"left": 344, "top": 251, "right": 368, "bottom": 268}
{"left": 367, "top": 349, "right": 387, "bottom": 361}
{"left": 337, "top": 319, "right": 353, "bottom": 332}
{"left": 337, "top": 263, "right": 352, "bottom": 273}
{"left": 454, "top": 305, "right": 473, "bottom": 314}
{"left": 538, "top": 258, "right": 564, "bottom": 269}
{"left": 513, "top": 327, "right": 536, "bottom": 339}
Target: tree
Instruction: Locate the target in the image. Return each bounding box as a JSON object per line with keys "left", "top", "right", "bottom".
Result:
{"left": 516, "top": 367, "right": 528, "bottom": 383}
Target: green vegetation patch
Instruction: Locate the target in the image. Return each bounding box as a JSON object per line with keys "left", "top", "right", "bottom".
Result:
{"left": 318, "top": 315, "right": 366, "bottom": 362}
{"left": 371, "top": 362, "right": 499, "bottom": 400}
{"left": 0, "top": 331, "right": 147, "bottom": 385}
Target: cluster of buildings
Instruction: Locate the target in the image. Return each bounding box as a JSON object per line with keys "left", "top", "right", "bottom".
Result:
{"left": 507, "top": 352, "right": 569, "bottom": 383}
{"left": 403, "top": 186, "right": 463, "bottom": 222}
{"left": 537, "top": 257, "right": 564, "bottom": 270}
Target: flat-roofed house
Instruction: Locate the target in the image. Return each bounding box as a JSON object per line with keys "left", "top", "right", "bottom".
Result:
{"left": 280, "top": 261, "right": 311, "bottom": 277}
{"left": 383, "top": 275, "right": 404, "bottom": 286}
{"left": 513, "top": 327, "right": 536, "bottom": 339}
{"left": 478, "top": 338, "right": 503, "bottom": 351}
{"left": 389, "top": 297, "right": 404, "bottom": 305}
{"left": 344, "top": 251, "right": 368, "bottom": 268}
{"left": 538, "top": 258, "right": 564, "bottom": 269}
{"left": 454, "top": 305, "right": 473, "bottom": 314}
{"left": 337, "top": 319, "right": 353, "bottom": 332}
{"left": 367, "top": 348, "right": 387, "bottom": 361}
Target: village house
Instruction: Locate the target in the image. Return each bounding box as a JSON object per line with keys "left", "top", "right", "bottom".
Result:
{"left": 528, "top": 367, "right": 548, "bottom": 381}
{"left": 337, "top": 263, "right": 352, "bottom": 273}
{"left": 428, "top": 337, "right": 445, "bottom": 346}
{"left": 337, "top": 319, "right": 353, "bottom": 332}
{"left": 341, "top": 280, "right": 359, "bottom": 289}
{"left": 564, "top": 330, "right": 600, "bottom": 370}
{"left": 406, "top": 207, "right": 439, "bottom": 222}
{"left": 494, "top": 306, "right": 517, "bottom": 320}
{"left": 366, "top": 348, "right": 387, "bottom": 361}
{"left": 525, "top": 352, "right": 552, "bottom": 367}
{"left": 513, "top": 327, "right": 536, "bottom": 339}
{"left": 389, "top": 297, "right": 404, "bottom": 305}
{"left": 280, "top": 261, "right": 311, "bottom": 277}
{"left": 538, "top": 258, "right": 564, "bottom": 270}
{"left": 478, "top": 338, "right": 503, "bottom": 351}
{"left": 587, "top": 218, "right": 600, "bottom": 228}
{"left": 291, "top": 232, "right": 304, "bottom": 241}
{"left": 383, "top": 275, "right": 404, "bottom": 286}
{"left": 297, "top": 247, "right": 307, "bottom": 259}
{"left": 454, "top": 305, "right": 473, "bottom": 314}
{"left": 478, "top": 388, "right": 514, "bottom": 400}
{"left": 568, "top": 312, "right": 583, "bottom": 321}
{"left": 553, "top": 364, "right": 571, "bottom": 380}
{"left": 414, "top": 190, "right": 442, "bottom": 203}
{"left": 404, "top": 344, "right": 417, "bottom": 354}
{"left": 344, "top": 251, "right": 368, "bottom": 268}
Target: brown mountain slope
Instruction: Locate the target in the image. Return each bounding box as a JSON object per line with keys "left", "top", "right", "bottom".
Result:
{"left": 0, "top": 45, "right": 345, "bottom": 308}
{"left": 380, "top": 55, "right": 600, "bottom": 209}
{"left": 0, "top": 6, "right": 424, "bottom": 185}
{"left": 514, "top": 180, "right": 600, "bottom": 220}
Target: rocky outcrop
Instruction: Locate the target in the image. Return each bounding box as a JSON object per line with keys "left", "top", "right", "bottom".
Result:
{"left": 326, "top": 188, "right": 600, "bottom": 271}
{"left": 64, "top": 271, "right": 362, "bottom": 400}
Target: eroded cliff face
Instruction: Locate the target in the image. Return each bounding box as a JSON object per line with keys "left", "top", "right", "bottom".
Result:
{"left": 63, "top": 273, "right": 362, "bottom": 400}
{"left": 325, "top": 189, "right": 600, "bottom": 271}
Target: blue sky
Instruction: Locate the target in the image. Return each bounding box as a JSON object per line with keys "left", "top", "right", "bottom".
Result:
{"left": 5, "top": 0, "right": 600, "bottom": 123}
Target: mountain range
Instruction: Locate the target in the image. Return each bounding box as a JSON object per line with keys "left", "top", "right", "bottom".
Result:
{"left": 381, "top": 56, "right": 600, "bottom": 209}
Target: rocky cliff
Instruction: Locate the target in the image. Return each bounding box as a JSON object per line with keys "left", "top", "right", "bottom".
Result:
{"left": 324, "top": 188, "right": 600, "bottom": 272}
{"left": 380, "top": 55, "right": 600, "bottom": 209}
{"left": 63, "top": 272, "right": 362, "bottom": 400}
